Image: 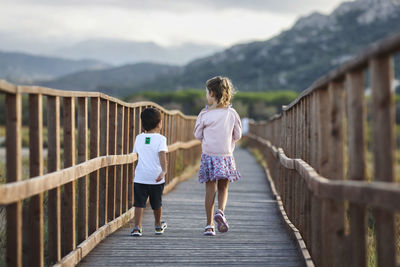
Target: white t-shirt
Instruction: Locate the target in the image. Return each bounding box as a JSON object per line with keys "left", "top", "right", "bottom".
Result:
{"left": 132, "top": 133, "right": 168, "bottom": 185}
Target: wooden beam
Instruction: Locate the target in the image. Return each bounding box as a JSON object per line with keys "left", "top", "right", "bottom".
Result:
{"left": 5, "top": 92, "right": 22, "bottom": 267}
{"left": 370, "top": 55, "right": 396, "bottom": 267}
{"left": 26, "top": 93, "right": 44, "bottom": 267}
{"left": 89, "top": 97, "right": 100, "bottom": 234}
{"left": 346, "top": 69, "right": 367, "bottom": 267}
{"left": 107, "top": 102, "right": 116, "bottom": 222}
{"left": 47, "top": 95, "right": 61, "bottom": 264}
{"left": 115, "top": 104, "right": 124, "bottom": 217}
{"left": 77, "top": 97, "right": 88, "bottom": 244}
{"left": 99, "top": 99, "right": 109, "bottom": 226}
{"left": 61, "top": 97, "right": 76, "bottom": 257}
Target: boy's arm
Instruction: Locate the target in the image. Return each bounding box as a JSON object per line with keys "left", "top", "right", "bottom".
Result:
{"left": 156, "top": 151, "right": 168, "bottom": 182}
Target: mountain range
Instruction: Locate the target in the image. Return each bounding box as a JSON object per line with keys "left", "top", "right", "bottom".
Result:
{"left": 2, "top": 0, "right": 400, "bottom": 95}
{"left": 51, "top": 39, "right": 222, "bottom": 65}
{"left": 0, "top": 51, "right": 109, "bottom": 84}
{"left": 127, "top": 0, "right": 400, "bottom": 93}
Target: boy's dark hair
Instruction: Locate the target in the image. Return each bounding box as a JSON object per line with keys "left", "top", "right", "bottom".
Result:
{"left": 141, "top": 107, "right": 161, "bottom": 131}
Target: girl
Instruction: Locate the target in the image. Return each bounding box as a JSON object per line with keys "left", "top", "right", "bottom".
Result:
{"left": 194, "top": 76, "right": 242, "bottom": 236}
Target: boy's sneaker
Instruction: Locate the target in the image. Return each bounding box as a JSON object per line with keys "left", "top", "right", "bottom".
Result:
{"left": 131, "top": 227, "right": 142, "bottom": 237}
{"left": 155, "top": 221, "right": 167, "bottom": 235}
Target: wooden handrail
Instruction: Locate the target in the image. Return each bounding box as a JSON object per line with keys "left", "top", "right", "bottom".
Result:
{"left": 0, "top": 140, "right": 200, "bottom": 205}
{"left": 0, "top": 80, "right": 197, "bottom": 119}
{"left": 248, "top": 134, "right": 400, "bottom": 211}
{"left": 0, "top": 80, "right": 202, "bottom": 267}
{"left": 248, "top": 31, "right": 400, "bottom": 267}
{"left": 283, "top": 31, "right": 400, "bottom": 111}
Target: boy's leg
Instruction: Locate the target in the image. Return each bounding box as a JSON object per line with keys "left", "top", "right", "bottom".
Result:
{"left": 149, "top": 183, "right": 164, "bottom": 226}
{"left": 153, "top": 208, "right": 162, "bottom": 226}
{"left": 217, "top": 179, "right": 229, "bottom": 212}
{"left": 134, "top": 207, "right": 144, "bottom": 228}
{"left": 133, "top": 183, "right": 148, "bottom": 229}
{"left": 205, "top": 180, "right": 217, "bottom": 226}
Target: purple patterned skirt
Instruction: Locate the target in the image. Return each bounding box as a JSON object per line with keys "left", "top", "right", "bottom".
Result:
{"left": 198, "top": 153, "right": 241, "bottom": 184}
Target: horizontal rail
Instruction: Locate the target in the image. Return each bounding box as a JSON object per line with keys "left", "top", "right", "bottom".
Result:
{"left": 248, "top": 133, "right": 400, "bottom": 212}
{"left": 0, "top": 80, "right": 196, "bottom": 119}
{"left": 0, "top": 140, "right": 200, "bottom": 205}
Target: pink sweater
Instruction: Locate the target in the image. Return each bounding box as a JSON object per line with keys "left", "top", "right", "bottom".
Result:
{"left": 194, "top": 106, "right": 242, "bottom": 156}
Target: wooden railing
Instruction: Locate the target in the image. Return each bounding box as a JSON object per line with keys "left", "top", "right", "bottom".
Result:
{"left": 248, "top": 32, "right": 400, "bottom": 267}
{"left": 0, "top": 81, "right": 201, "bottom": 267}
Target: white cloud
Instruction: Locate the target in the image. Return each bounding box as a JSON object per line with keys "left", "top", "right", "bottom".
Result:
{"left": 0, "top": 0, "right": 349, "bottom": 53}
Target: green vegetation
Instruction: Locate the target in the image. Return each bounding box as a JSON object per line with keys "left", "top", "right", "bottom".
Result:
{"left": 126, "top": 89, "right": 298, "bottom": 120}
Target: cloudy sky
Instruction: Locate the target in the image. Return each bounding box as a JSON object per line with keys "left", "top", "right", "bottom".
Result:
{"left": 0, "top": 0, "right": 348, "bottom": 54}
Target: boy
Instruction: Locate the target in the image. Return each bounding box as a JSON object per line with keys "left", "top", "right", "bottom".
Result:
{"left": 131, "top": 108, "right": 168, "bottom": 236}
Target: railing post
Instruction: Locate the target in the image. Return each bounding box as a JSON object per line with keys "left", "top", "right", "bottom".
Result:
{"left": 6, "top": 92, "right": 22, "bottom": 267}
{"left": 77, "top": 97, "right": 88, "bottom": 243}
{"left": 370, "top": 55, "right": 396, "bottom": 267}
{"left": 122, "top": 106, "right": 129, "bottom": 213}
{"left": 99, "top": 99, "right": 109, "bottom": 227}
{"left": 47, "top": 95, "right": 61, "bottom": 264}
{"left": 108, "top": 102, "right": 117, "bottom": 222}
{"left": 346, "top": 69, "right": 367, "bottom": 267}
{"left": 115, "top": 104, "right": 124, "bottom": 217}
{"left": 89, "top": 97, "right": 100, "bottom": 234}
{"left": 128, "top": 107, "right": 135, "bottom": 207}
{"left": 62, "top": 96, "right": 76, "bottom": 256}
{"left": 25, "top": 93, "right": 44, "bottom": 267}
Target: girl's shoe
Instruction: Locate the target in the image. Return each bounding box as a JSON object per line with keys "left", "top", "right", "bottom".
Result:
{"left": 214, "top": 209, "right": 229, "bottom": 233}
{"left": 203, "top": 225, "right": 215, "bottom": 236}
{"left": 155, "top": 221, "right": 167, "bottom": 235}
{"left": 131, "top": 227, "right": 142, "bottom": 237}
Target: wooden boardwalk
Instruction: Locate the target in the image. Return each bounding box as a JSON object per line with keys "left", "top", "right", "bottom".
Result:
{"left": 79, "top": 148, "right": 305, "bottom": 266}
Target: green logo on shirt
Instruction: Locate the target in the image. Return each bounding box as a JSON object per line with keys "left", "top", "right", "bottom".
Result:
{"left": 145, "top": 137, "right": 151, "bottom": 144}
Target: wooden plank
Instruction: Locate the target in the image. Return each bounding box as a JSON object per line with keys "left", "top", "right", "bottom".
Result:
{"left": 128, "top": 108, "right": 135, "bottom": 207}
{"left": 5, "top": 92, "right": 22, "bottom": 267}
{"left": 314, "top": 88, "right": 330, "bottom": 267}
{"left": 47, "top": 95, "right": 61, "bottom": 264}
{"left": 107, "top": 102, "right": 117, "bottom": 222}
{"left": 115, "top": 104, "right": 124, "bottom": 217}
{"left": 89, "top": 97, "right": 100, "bottom": 235}
{"left": 122, "top": 106, "right": 129, "bottom": 213}
{"left": 370, "top": 55, "right": 396, "bottom": 267}
{"left": 78, "top": 149, "right": 308, "bottom": 267}
{"left": 99, "top": 99, "right": 109, "bottom": 226}
{"left": 346, "top": 69, "right": 367, "bottom": 267}
{"left": 320, "top": 81, "right": 346, "bottom": 267}
{"left": 77, "top": 97, "right": 88, "bottom": 244}
{"left": 61, "top": 96, "right": 76, "bottom": 257}
{"left": 26, "top": 93, "right": 44, "bottom": 267}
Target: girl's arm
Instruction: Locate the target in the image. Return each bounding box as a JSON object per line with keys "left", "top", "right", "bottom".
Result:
{"left": 193, "top": 112, "right": 205, "bottom": 141}
{"left": 156, "top": 151, "right": 168, "bottom": 182}
{"left": 232, "top": 112, "right": 242, "bottom": 142}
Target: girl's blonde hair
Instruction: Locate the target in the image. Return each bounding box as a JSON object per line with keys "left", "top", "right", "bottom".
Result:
{"left": 206, "top": 76, "right": 236, "bottom": 107}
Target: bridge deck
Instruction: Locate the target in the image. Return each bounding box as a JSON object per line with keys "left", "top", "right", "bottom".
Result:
{"left": 79, "top": 148, "right": 305, "bottom": 266}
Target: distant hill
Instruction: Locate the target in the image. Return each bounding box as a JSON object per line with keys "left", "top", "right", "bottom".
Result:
{"left": 0, "top": 51, "right": 109, "bottom": 84}
{"left": 52, "top": 39, "right": 223, "bottom": 65}
{"left": 126, "top": 0, "right": 400, "bottom": 93}
{"left": 40, "top": 63, "right": 181, "bottom": 97}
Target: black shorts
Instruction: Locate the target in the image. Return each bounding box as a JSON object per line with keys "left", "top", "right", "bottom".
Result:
{"left": 134, "top": 182, "right": 165, "bottom": 210}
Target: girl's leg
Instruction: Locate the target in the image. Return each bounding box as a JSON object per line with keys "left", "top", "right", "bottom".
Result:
{"left": 205, "top": 180, "right": 217, "bottom": 226}
{"left": 134, "top": 207, "right": 144, "bottom": 228}
{"left": 217, "top": 179, "right": 229, "bottom": 212}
